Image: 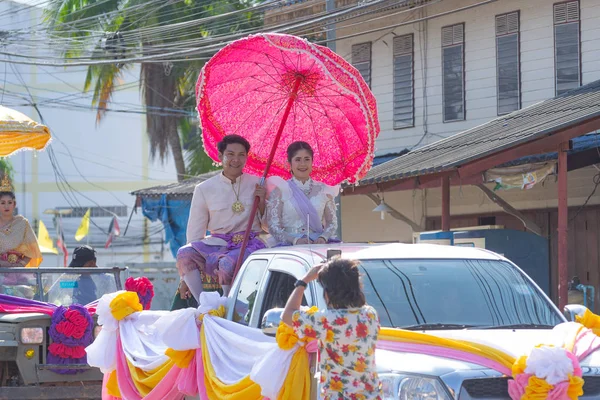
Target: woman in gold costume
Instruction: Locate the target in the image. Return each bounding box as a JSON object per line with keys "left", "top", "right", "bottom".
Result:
{"left": 0, "top": 175, "right": 42, "bottom": 268}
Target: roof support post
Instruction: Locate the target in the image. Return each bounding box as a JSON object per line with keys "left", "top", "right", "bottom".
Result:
{"left": 558, "top": 141, "right": 569, "bottom": 310}
{"left": 442, "top": 176, "right": 450, "bottom": 232}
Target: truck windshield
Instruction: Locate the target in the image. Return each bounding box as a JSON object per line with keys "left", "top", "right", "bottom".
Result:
{"left": 0, "top": 272, "right": 37, "bottom": 300}
{"left": 358, "top": 259, "right": 563, "bottom": 330}
{"left": 43, "top": 272, "right": 118, "bottom": 306}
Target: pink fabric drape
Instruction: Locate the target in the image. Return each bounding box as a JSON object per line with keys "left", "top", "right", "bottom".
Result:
{"left": 100, "top": 326, "right": 600, "bottom": 400}
{"left": 376, "top": 341, "right": 511, "bottom": 376}
{"left": 101, "top": 337, "right": 193, "bottom": 400}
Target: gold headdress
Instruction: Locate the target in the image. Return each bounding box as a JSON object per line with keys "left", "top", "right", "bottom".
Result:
{"left": 0, "top": 175, "right": 13, "bottom": 192}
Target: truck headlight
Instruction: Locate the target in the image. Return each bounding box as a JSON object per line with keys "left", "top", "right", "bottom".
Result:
{"left": 20, "top": 327, "right": 44, "bottom": 344}
{"left": 381, "top": 373, "right": 452, "bottom": 400}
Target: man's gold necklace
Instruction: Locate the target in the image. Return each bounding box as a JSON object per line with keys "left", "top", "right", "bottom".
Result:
{"left": 231, "top": 176, "right": 245, "bottom": 214}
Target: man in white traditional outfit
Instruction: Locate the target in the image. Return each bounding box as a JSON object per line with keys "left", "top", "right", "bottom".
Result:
{"left": 177, "top": 134, "right": 267, "bottom": 301}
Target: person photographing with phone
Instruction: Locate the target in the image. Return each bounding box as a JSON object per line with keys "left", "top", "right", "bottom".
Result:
{"left": 281, "top": 258, "right": 382, "bottom": 400}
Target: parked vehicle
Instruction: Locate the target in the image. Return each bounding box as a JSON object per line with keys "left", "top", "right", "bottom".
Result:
{"left": 224, "top": 243, "right": 600, "bottom": 400}
{"left": 0, "top": 267, "right": 125, "bottom": 399}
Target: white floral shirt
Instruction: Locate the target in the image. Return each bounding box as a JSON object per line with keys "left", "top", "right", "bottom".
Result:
{"left": 292, "top": 305, "right": 382, "bottom": 400}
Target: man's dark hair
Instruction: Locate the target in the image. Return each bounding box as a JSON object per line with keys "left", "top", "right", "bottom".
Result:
{"left": 317, "top": 258, "right": 366, "bottom": 309}
{"left": 217, "top": 134, "right": 251, "bottom": 154}
{"left": 286, "top": 141, "right": 314, "bottom": 163}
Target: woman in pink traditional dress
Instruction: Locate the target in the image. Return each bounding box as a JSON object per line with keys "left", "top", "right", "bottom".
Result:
{"left": 0, "top": 176, "right": 42, "bottom": 268}
{"left": 266, "top": 141, "right": 339, "bottom": 246}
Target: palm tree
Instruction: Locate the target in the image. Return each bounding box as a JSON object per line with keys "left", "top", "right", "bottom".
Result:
{"left": 45, "top": 0, "right": 261, "bottom": 180}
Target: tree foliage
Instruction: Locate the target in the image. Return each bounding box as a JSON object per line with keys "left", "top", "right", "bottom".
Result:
{"left": 45, "top": 0, "right": 261, "bottom": 180}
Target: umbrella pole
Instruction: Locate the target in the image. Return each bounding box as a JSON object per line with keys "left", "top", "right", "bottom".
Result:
{"left": 231, "top": 76, "right": 303, "bottom": 282}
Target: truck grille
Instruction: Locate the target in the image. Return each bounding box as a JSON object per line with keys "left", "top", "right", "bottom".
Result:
{"left": 462, "top": 376, "right": 600, "bottom": 398}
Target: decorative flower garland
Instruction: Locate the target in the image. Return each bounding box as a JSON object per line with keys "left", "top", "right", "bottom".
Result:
{"left": 508, "top": 345, "right": 584, "bottom": 400}
{"left": 124, "top": 277, "right": 154, "bottom": 310}
{"left": 47, "top": 304, "right": 94, "bottom": 374}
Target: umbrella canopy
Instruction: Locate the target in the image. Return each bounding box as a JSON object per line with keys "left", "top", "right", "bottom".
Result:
{"left": 196, "top": 33, "right": 379, "bottom": 186}
{"left": 0, "top": 105, "right": 51, "bottom": 156}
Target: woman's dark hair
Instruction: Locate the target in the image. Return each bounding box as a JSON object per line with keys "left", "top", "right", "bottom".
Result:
{"left": 217, "top": 134, "right": 251, "bottom": 154}
{"left": 317, "top": 258, "right": 366, "bottom": 309}
{"left": 286, "top": 141, "right": 314, "bottom": 163}
{"left": 0, "top": 192, "right": 15, "bottom": 200}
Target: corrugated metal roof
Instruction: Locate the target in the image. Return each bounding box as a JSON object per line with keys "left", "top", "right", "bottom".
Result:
{"left": 131, "top": 170, "right": 221, "bottom": 198}
{"left": 360, "top": 79, "right": 600, "bottom": 185}
{"left": 131, "top": 150, "right": 409, "bottom": 198}
{"left": 498, "top": 132, "right": 600, "bottom": 167}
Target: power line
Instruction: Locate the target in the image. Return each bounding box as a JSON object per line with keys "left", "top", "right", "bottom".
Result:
{"left": 0, "top": 0, "right": 422, "bottom": 66}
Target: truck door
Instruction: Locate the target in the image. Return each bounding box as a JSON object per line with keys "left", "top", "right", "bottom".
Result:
{"left": 228, "top": 258, "right": 269, "bottom": 326}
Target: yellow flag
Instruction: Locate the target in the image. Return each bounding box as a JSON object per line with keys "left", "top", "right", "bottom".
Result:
{"left": 75, "top": 209, "right": 91, "bottom": 241}
{"left": 37, "top": 220, "right": 58, "bottom": 254}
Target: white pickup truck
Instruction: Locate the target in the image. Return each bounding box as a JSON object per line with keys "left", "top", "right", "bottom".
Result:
{"left": 223, "top": 243, "right": 600, "bottom": 400}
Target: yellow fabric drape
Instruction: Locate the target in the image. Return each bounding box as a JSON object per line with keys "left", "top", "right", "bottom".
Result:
{"left": 576, "top": 309, "right": 600, "bottom": 336}
{"left": 276, "top": 345, "right": 311, "bottom": 400}
{"left": 198, "top": 305, "right": 226, "bottom": 322}
{"left": 200, "top": 326, "right": 263, "bottom": 400}
{"left": 110, "top": 292, "right": 143, "bottom": 321}
{"left": 165, "top": 348, "right": 196, "bottom": 369}
{"left": 106, "top": 370, "right": 122, "bottom": 398}
{"left": 379, "top": 327, "right": 515, "bottom": 370}
{"left": 126, "top": 359, "right": 175, "bottom": 397}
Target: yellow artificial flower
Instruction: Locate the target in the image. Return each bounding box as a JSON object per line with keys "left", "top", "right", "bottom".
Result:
{"left": 110, "top": 292, "right": 143, "bottom": 321}
{"left": 523, "top": 376, "right": 552, "bottom": 400}
{"left": 567, "top": 374, "right": 584, "bottom": 400}
{"left": 276, "top": 322, "right": 299, "bottom": 350}
{"left": 349, "top": 345, "right": 359, "bottom": 353}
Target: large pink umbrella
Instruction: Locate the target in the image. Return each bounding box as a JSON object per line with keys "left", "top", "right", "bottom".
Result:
{"left": 196, "top": 33, "right": 380, "bottom": 278}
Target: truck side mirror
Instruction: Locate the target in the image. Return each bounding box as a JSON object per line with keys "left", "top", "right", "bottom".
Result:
{"left": 261, "top": 308, "right": 284, "bottom": 336}
{"left": 563, "top": 304, "right": 588, "bottom": 322}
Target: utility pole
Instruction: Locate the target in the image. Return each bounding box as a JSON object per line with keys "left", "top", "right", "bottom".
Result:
{"left": 43, "top": 208, "right": 72, "bottom": 267}
{"left": 326, "top": 0, "right": 336, "bottom": 52}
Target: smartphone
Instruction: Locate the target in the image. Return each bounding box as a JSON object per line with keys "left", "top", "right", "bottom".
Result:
{"left": 326, "top": 249, "right": 342, "bottom": 261}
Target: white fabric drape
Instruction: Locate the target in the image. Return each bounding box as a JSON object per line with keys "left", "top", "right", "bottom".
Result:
{"left": 119, "top": 311, "right": 171, "bottom": 370}
{"left": 85, "top": 290, "right": 299, "bottom": 399}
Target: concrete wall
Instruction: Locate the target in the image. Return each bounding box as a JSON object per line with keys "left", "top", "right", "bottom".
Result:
{"left": 336, "top": 0, "right": 600, "bottom": 153}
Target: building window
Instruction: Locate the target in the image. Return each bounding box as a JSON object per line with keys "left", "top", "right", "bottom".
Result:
{"left": 554, "top": 1, "right": 580, "bottom": 95}
{"left": 496, "top": 11, "right": 520, "bottom": 115}
{"left": 59, "top": 206, "right": 128, "bottom": 218}
{"left": 352, "top": 42, "right": 371, "bottom": 87}
{"left": 442, "top": 24, "right": 465, "bottom": 122}
{"left": 393, "top": 34, "right": 414, "bottom": 129}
